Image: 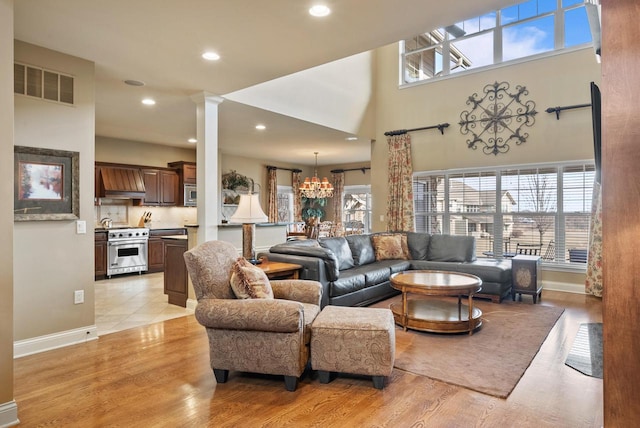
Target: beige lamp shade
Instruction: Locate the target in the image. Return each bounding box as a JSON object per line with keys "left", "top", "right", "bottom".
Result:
{"left": 229, "top": 193, "right": 268, "bottom": 224}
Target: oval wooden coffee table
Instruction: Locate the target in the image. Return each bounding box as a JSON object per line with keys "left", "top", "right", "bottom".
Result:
{"left": 390, "top": 270, "right": 483, "bottom": 335}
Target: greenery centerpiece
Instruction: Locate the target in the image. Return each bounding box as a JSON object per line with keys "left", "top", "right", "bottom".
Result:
{"left": 222, "top": 170, "right": 251, "bottom": 191}
{"left": 221, "top": 170, "right": 252, "bottom": 205}
{"left": 301, "top": 196, "right": 327, "bottom": 225}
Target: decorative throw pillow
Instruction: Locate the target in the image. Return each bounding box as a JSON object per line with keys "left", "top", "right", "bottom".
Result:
{"left": 230, "top": 257, "right": 274, "bottom": 299}
{"left": 372, "top": 234, "right": 410, "bottom": 261}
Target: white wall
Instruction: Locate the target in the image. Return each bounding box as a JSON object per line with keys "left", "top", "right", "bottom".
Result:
{"left": 0, "top": 0, "right": 15, "bottom": 422}
{"left": 96, "top": 136, "right": 196, "bottom": 167}
{"left": 225, "top": 51, "right": 377, "bottom": 138}
{"left": 13, "top": 41, "right": 96, "bottom": 341}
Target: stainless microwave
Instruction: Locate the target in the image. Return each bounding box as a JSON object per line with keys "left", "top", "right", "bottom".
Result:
{"left": 184, "top": 184, "right": 197, "bottom": 207}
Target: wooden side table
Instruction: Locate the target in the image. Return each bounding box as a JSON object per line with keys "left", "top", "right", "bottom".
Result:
{"left": 511, "top": 255, "right": 542, "bottom": 303}
{"left": 258, "top": 258, "right": 302, "bottom": 280}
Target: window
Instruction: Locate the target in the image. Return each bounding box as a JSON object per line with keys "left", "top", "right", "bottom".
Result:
{"left": 413, "top": 161, "right": 595, "bottom": 267}
{"left": 343, "top": 185, "right": 372, "bottom": 234}
{"left": 276, "top": 185, "right": 294, "bottom": 223}
{"left": 400, "top": 0, "right": 592, "bottom": 84}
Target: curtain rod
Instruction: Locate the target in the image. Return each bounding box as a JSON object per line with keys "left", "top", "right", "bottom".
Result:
{"left": 384, "top": 123, "right": 450, "bottom": 136}
{"left": 545, "top": 103, "right": 591, "bottom": 120}
{"left": 266, "top": 165, "right": 302, "bottom": 173}
{"left": 330, "top": 167, "right": 371, "bottom": 174}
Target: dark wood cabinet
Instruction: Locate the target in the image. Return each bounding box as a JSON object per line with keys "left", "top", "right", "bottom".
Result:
{"left": 142, "top": 168, "right": 178, "bottom": 206}
{"left": 163, "top": 237, "right": 189, "bottom": 307}
{"left": 142, "top": 169, "right": 160, "bottom": 204}
{"left": 147, "top": 236, "right": 165, "bottom": 273}
{"left": 161, "top": 170, "right": 178, "bottom": 205}
{"left": 183, "top": 164, "right": 196, "bottom": 184}
{"left": 511, "top": 255, "right": 542, "bottom": 303}
{"left": 148, "top": 228, "right": 187, "bottom": 273}
{"left": 95, "top": 231, "right": 108, "bottom": 279}
{"left": 168, "top": 161, "right": 196, "bottom": 206}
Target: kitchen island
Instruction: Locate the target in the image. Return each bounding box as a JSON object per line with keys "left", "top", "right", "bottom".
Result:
{"left": 161, "top": 234, "right": 190, "bottom": 308}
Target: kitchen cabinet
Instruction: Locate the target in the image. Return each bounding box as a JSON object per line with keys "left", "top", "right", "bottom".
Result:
{"left": 142, "top": 169, "right": 178, "bottom": 206}
{"left": 163, "top": 236, "right": 189, "bottom": 307}
{"left": 148, "top": 228, "right": 187, "bottom": 273}
{"left": 168, "top": 161, "right": 196, "bottom": 206}
{"left": 95, "top": 230, "right": 108, "bottom": 279}
{"left": 168, "top": 161, "right": 196, "bottom": 184}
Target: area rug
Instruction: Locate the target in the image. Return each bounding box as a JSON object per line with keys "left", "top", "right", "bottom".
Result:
{"left": 370, "top": 295, "right": 564, "bottom": 398}
{"left": 565, "top": 323, "right": 603, "bottom": 378}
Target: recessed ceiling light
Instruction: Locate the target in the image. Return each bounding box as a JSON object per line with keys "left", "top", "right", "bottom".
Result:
{"left": 188, "top": 138, "right": 197, "bottom": 143}
{"left": 255, "top": 124, "right": 266, "bottom": 130}
{"left": 124, "top": 79, "right": 145, "bottom": 86}
{"left": 309, "top": 5, "right": 331, "bottom": 17}
{"left": 141, "top": 98, "right": 156, "bottom": 106}
{"left": 202, "top": 51, "right": 220, "bottom": 61}
{"left": 346, "top": 136, "right": 358, "bottom": 141}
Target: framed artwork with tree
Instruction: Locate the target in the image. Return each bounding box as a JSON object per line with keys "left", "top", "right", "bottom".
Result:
{"left": 14, "top": 145, "right": 79, "bottom": 221}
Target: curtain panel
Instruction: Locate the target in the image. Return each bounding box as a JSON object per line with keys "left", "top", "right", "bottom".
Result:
{"left": 292, "top": 171, "right": 302, "bottom": 222}
{"left": 386, "top": 133, "right": 415, "bottom": 232}
{"left": 585, "top": 180, "right": 603, "bottom": 297}
{"left": 267, "top": 168, "right": 278, "bottom": 223}
{"left": 332, "top": 172, "right": 345, "bottom": 236}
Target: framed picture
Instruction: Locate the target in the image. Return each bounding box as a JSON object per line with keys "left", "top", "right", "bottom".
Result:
{"left": 14, "top": 145, "right": 79, "bottom": 221}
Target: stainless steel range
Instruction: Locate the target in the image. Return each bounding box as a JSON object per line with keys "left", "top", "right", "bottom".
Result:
{"left": 107, "top": 227, "right": 149, "bottom": 277}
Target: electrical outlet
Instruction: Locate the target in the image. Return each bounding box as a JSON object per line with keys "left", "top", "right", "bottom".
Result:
{"left": 74, "top": 290, "right": 84, "bottom": 304}
{"left": 379, "top": 215, "right": 384, "bottom": 222}
{"left": 76, "top": 220, "right": 86, "bottom": 234}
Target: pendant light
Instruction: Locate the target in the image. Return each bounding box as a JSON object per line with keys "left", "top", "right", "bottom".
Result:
{"left": 300, "top": 152, "right": 334, "bottom": 198}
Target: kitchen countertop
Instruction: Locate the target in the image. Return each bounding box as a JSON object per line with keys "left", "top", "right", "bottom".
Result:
{"left": 94, "top": 226, "right": 187, "bottom": 231}
{"left": 218, "top": 222, "right": 287, "bottom": 228}
{"left": 161, "top": 235, "right": 188, "bottom": 241}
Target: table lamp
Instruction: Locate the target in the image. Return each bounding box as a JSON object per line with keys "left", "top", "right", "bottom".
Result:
{"left": 229, "top": 191, "right": 268, "bottom": 264}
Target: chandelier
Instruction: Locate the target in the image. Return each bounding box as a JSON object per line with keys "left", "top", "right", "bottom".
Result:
{"left": 300, "top": 152, "right": 334, "bottom": 198}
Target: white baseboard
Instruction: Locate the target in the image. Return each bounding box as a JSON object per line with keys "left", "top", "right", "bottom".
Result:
{"left": 186, "top": 298, "right": 197, "bottom": 311}
{"left": 0, "top": 401, "right": 19, "bottom": 428}
{"left": 14, "top": 325, "right": 98, "bottom": 359}
{"left": 543, "top": 280, "right": 586, "bottom": 295}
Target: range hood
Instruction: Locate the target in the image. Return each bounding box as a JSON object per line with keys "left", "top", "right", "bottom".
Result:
{"left": 98, "top": 166, "right": 146, "bottom": 199}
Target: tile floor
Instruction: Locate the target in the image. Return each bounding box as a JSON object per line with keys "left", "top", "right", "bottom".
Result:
{"left": 95, "top": 272, "right": 194, "bottom": 336}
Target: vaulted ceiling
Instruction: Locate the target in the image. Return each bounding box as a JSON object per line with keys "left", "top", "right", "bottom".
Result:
{"left": 14, "top": 0, "right": 514, "bottom": 165}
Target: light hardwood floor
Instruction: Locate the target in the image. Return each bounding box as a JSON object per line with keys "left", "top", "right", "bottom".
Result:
{"left": 14, "top": 290, "right": 603, "bottom": 427}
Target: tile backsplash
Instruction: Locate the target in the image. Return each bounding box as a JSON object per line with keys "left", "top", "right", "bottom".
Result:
{"left": 95, "top": 202, "right": 197, "bottom": 229}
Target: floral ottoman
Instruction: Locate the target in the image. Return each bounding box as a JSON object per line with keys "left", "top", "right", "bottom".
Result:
{"left": 310, "top": 306, "right": 395, "bottom": 389}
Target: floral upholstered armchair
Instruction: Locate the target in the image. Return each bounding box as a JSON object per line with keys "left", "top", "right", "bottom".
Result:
{"left": 183, "top": 240, "right": 323, "bottom": 391}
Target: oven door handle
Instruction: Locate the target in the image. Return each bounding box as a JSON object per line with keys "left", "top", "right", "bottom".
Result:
{"left": 108, "top": 241, "right": 148, "bottom": 246}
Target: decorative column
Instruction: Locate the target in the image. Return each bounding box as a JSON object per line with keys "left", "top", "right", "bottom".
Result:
{"left": 191, "top": 92, "right": 224, "bottom": 244}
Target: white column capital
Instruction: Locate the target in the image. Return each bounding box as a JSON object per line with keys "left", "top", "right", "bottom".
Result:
{"left": 190, "top": 91, "right": 224, "bottom": 105}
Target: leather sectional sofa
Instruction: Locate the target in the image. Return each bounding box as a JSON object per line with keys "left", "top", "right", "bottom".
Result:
{"left": 261, "top": 232, "right": 512, "bottom": 308}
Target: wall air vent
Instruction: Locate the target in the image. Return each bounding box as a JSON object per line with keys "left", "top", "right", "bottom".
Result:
{"left": 14, "top": 63, "right": 74, "bottom": 105}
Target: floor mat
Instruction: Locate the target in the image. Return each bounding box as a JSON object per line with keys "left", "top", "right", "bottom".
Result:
{"left": 565, "top": 322, "right": 603, "bottom": 378}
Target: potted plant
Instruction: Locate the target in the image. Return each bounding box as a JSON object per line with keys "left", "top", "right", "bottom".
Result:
{"left": 301, "top": 196, "right": 327, "bottom": 224}
{"left": 221, "top": 170, "right": 251, "bottom": 191}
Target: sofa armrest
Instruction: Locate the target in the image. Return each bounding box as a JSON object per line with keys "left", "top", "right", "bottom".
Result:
{"left": 271, "top": 279, "right": 322, "bottom": 306}
{"left": 268, "top": 244, "right": 340, "bottom": 280}
{"left": 195, "top": 298, "right": 303, "bottom": 332}
{"left": 258, "top": 252, "right": 333, "bottom": 307}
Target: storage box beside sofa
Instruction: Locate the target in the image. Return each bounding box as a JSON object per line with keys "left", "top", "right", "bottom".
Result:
{"left": 262, "top": 233, "right": 512, "bottom": 308}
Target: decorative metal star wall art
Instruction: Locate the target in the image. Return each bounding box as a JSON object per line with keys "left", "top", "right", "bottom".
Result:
{"left": 459, "top": 81, "right": 537, "bottom": 155}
